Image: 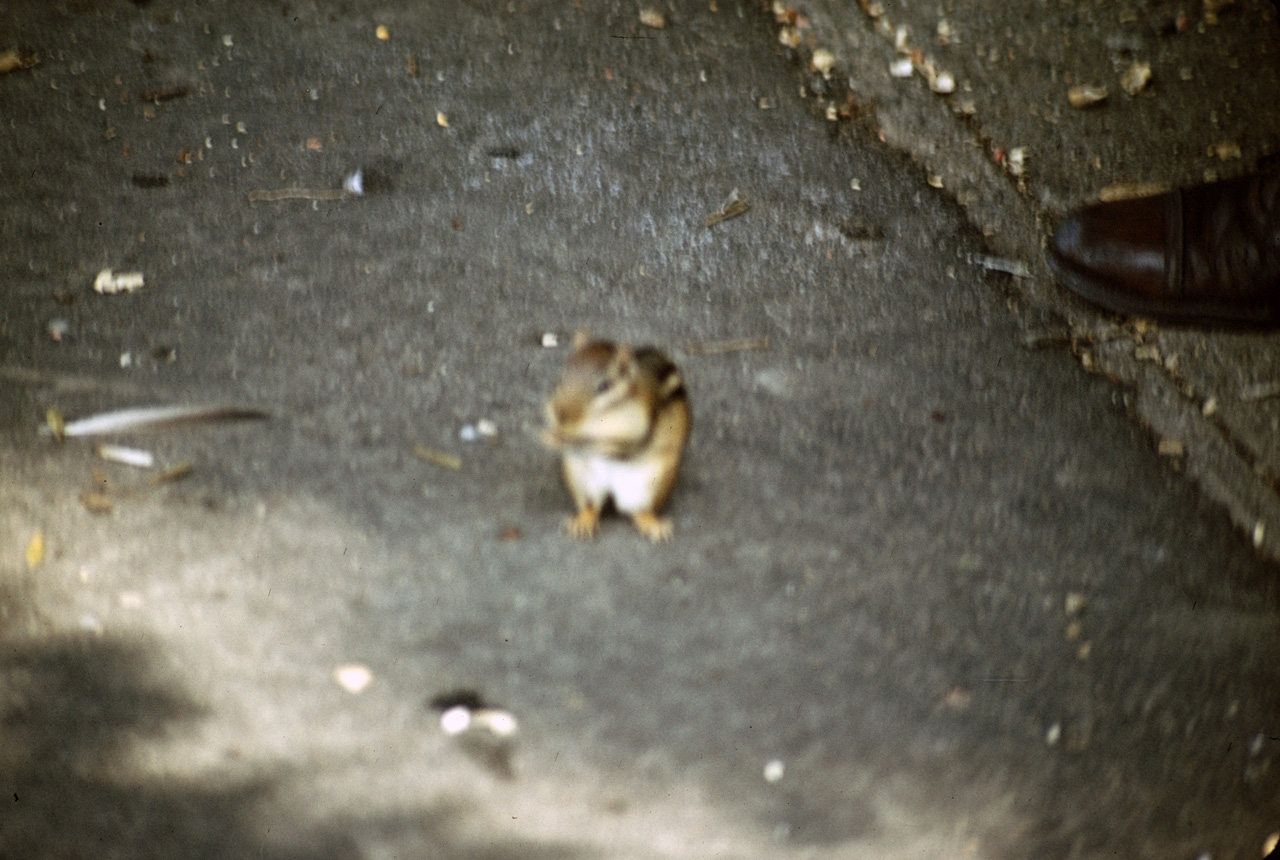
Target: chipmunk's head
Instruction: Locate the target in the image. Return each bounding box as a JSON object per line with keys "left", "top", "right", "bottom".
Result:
{"left": 543, "top": 333, "right": 653, "bottom": 453}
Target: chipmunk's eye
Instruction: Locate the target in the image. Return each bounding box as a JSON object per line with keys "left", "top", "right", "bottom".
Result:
{"left": 594, "top": 379, "right": 612, "bottom": 396}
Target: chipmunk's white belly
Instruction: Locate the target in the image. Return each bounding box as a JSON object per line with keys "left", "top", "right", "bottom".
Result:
{"left": 566, "top": 453, "right": 662, "bottom": 514}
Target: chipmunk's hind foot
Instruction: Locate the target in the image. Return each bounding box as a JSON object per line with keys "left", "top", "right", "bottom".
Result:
{"left": 632, "top": 512, "right": 673, "bottom": 543}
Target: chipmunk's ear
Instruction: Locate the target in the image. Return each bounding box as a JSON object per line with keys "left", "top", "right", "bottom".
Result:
{"left": 571, "top": 329, "right": 591, "bottom": 350}
{"left": 614, "top": 343, "right": 634, "bottom": 375}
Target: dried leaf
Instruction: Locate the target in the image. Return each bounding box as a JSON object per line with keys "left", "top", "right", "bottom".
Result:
{"left": 79, "top": 490, "right": 114, "bottom": 514}
{"left": 0, "top": 49, "right": 37, "bottom": 74}
{"left": 25, "top": 531, "right": 45, "bottom": 569}
{"left": 45, "top": 408, "right": 66, "bottom": 442}
{"left": 1207, "top": 140, "right": 1241, "bottom": 160}
{"left": 705, "top": 189, "right": 750, "bottom": 227}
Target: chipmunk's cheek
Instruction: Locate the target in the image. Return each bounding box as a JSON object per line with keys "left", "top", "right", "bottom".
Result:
{"left": 581, "top": 403, "right": 649, "bottom": 444}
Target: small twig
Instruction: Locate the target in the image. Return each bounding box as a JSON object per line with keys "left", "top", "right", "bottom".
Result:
{"left": 1240, "top": 381, "right": 1280, "bottom": 402}
{"left": 247, "top": 188, "right": 355, "bottom": 203}
{"left": 705, "top": 189, "right": 751, "bottom": 227}
{"left": 967, "top": 253, "right": 1030, "bottom": 278}
{"left": 413, "top": 445, "right": 462, "bottom": 470}
{"left": 684, "top": 336, "right": 770, "bottom": 356}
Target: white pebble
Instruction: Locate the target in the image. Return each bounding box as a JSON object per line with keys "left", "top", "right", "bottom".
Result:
{"left": 1045, "top": 722, "right": 1062, "bottom": 746}
{"left": 333, "top": 663, "right": 373, "bottom": 694}
{"left": 343, "top": 169, "right": 364, "bottom": 195}
{"left": 474, "top": 708, "right": 519, "bottom": 737}
{"left": 763, "top": 759, "right": 785, "bottom": 782}
{"left": 440, "top": 706, "right": 472, "bottom": 735}
{"left": 889, "top": 57, "right": 914, "bottom": 78}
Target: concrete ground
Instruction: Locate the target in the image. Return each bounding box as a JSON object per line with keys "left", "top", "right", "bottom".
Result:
{"left": 1, "top": 2, "right": 1278, "bottom": 859}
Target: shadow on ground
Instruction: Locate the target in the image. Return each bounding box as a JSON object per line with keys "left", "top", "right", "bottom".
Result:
{"left": 0, "top": 582, "right": 587, "bottom": 860}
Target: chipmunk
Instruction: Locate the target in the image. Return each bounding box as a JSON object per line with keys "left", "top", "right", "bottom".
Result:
{"left": 542, "top": 333, "right": 691, "bottom": 542}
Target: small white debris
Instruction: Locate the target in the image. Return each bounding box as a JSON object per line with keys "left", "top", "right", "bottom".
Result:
{"left": 1248, "top": 733, "right": 1265, "bottom": 756}
{"left": 893, "top": 25, "right": 910, "bottom": 53}
{"left": 440, "top": 705, "right": 473, "bottom": 735}
{"left": 542, "top": 332, "right": 559, "bottom": 347}
{"left": 221, "top": 34, "right": 234, "bottom": 47}
{"left": 441, "top": 705, "right": 518, "bottom": 738}
{"left": 476, "top": 419, "right": 498, "bottom": 437}
{"left": 1064, "top": 591, "right": 1089, "bottom": 617}
{"left": 639, "top": 7, "right": 666, "bottom": 29}
{"left": 47, "top": 318, "right": 70, "bottom": 342}
{"left": 460, "top": 424, "right": 479, "bottom": 442}
{"left": 93, "top": 268, "right": 145, "bottom": 295}
{"left": 1007, "top": 146, "right": 1028, "bottom": 177}
{"left": 849, "top": 178, "right": 861, "bottom": 191}
{"left": 1067, "top": 84, "right": 1108, "bottom": 108}
{"left": 436, "top": 111, "right": 449, "bottom": 128}
{"left": 1253, "top": 521, "right": 1265, "bottom": 548}
{"left": 95, "top": 444, "right": 155, "bottom": 468}
{"left": 473, "top": 708, "right": 519, "bottom": 737}
{"left": 1120, "top": 61, "right": 1152, "bottom": 96}
{"left": 343, "top": 169, "right": 365, "bottom": 195}
{"left": 763, "top": 759, "right": 785, "bottom": 783}
{"left": 810, "top": 49, "right": 836, "bottom": 77}
{"left": 928, "top": 69, "right": 955, "bottom": 94}
{"left": 889, "top": 57, "right": 914, "bottom": 78}
{"left": 119, "top": 352, "right": 133, "bottom": 369}
{"left": 1046, "top": 722, "right": 1062, "bottom": 745}
{"left": 334, "top": 663, "right": 374, "bottom": 694}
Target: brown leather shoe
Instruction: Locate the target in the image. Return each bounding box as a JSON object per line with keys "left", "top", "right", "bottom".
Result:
{"left": 1048, "top": 168, "right": 1280, "bottom": 324}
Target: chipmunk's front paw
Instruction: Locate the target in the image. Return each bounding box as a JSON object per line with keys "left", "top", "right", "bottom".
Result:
{"left": 564, "top": 507, "right": 601, "bottom": 540}
{"left": 631, "top": 512, "right": 673, "bottom": 543}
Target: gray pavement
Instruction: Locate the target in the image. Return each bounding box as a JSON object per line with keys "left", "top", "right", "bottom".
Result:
{"left": 1, "top": 2, "right": 1278, "bottom": 859}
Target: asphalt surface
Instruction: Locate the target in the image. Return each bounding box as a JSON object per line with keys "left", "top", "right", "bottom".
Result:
{"left": 1, "top": 2, "right": 1278, "bottom": 859}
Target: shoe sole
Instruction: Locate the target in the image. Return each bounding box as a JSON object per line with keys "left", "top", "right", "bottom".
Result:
{"left": 1046, "top": 249, "right": 1280, "bottom": 327}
